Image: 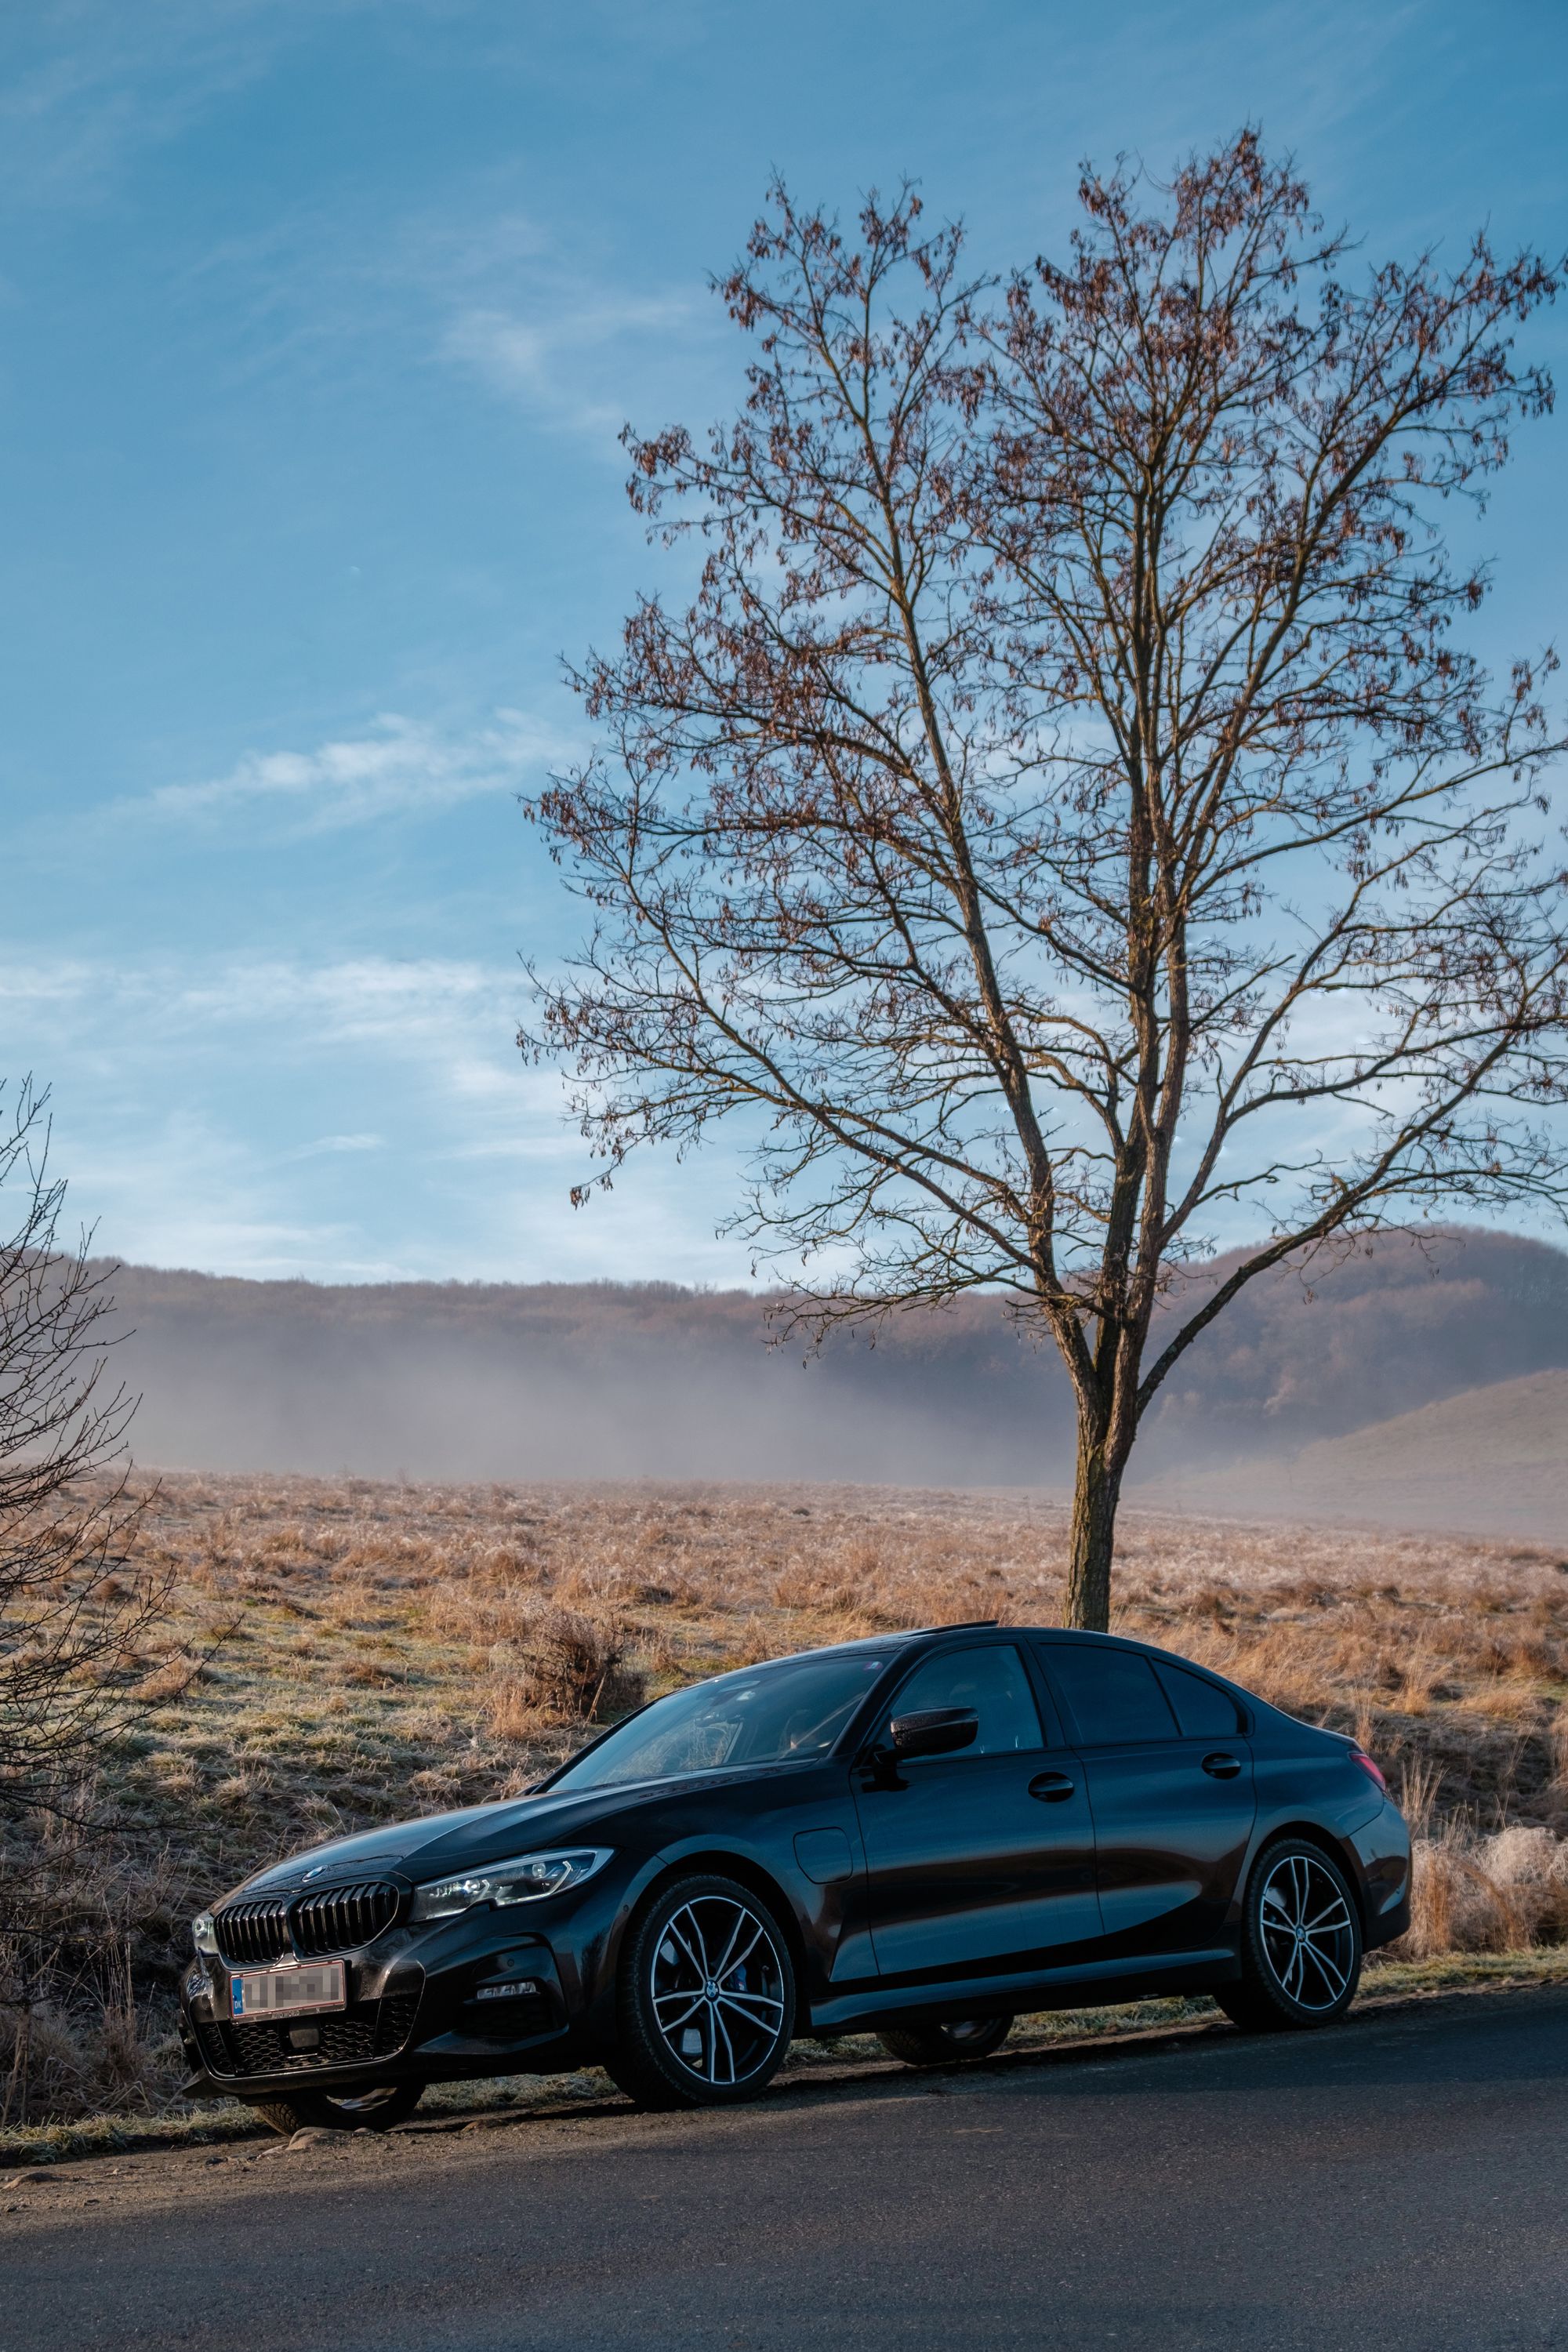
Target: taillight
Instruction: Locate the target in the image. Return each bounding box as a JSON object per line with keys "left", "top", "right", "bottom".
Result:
{"left": 1351, "top": 1749, "right": 1388, "bottom": 1795}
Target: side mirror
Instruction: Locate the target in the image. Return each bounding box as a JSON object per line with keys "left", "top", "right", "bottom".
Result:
{"left": 888, "top": 1707, "right": 978, "bottom": 1761}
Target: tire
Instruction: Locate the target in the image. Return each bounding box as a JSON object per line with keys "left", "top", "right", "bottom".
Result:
{"left": 604, "top": 1872, "right": 797, "bottom": 2111}
{"left": 245, "top": 2080, "right": 426, "bottom": 2135}
{"left": 1216, "top": 1838, "right": 1363, "bottom": 2034}
{"left": 877, "top": 2016, "right": 1014, "bottom": 2067}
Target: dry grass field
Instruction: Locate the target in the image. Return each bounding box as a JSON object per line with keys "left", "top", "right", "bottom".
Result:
{"left": 6, "top": 1469, "right": 1568, "bottom": 2129}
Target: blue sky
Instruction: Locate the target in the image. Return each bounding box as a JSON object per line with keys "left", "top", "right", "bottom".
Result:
{"left": 2, "top": 0, "right": 1566, "bottom": 1283}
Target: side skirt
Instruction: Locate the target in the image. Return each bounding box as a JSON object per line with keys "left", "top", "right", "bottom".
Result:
{"left": 808, "top": 1948, "right": 1239, "bottom": 2037}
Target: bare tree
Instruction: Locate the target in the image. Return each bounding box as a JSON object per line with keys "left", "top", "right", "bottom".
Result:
{"left": 524, "top": 135, "right": 1567, "bottom": 1628}
{"left": 0, "top": 1081, "right": 162, "bottom": 1809}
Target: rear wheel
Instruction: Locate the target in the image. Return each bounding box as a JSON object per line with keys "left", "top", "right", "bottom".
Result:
{"left": 604, "top": 1872, "right": 796, "bottom": 2111}
{"left": 1216, "top": 1838, "right": 1362, "bottom": 2033}
{"left": 877, "top": 2016, "right": 1014, "bottom": 2067}
{"left": 246, "top": 2081, "right": 426, "bottom": 2135}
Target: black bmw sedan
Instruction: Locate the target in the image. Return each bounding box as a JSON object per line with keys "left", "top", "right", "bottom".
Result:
{"left": 178, "top": 1621, "right": 1410, "bottom": 2129}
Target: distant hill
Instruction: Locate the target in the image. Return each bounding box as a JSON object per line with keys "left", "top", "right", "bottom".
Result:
{"left": 1130, "top": 1224, "right": 1568, "bottom": 1472}
{"left": 94, "top": 1225, "right": 1568, "bottom": 1500}
{"left": 1153, "top": 1368, "right": 1568, "bottom": 1541}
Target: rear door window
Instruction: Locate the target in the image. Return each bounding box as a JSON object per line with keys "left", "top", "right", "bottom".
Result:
{"left": 1035, "top": 1645, "right": 1178, "bottom": 1745}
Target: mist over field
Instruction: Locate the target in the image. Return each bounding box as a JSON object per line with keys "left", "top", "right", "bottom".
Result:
{"left": 100, "top": 1225, "right": 1568, "bottom": 1536}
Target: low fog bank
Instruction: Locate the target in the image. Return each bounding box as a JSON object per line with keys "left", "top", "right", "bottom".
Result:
{"left": 99, "top": 1227, "right": 1568, "bottom": 1510}
{"left": 106, "top": 1272, "right": 1074, "bottom": 1483}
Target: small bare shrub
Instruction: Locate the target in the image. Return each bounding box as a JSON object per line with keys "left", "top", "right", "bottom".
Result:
{"left": 1392, "top": 1824, "right": 1568, "bottom": 1959}
{"left": 492, "top": 1608, "right": 644, "bottom": 1733}
{"left": 1397, "top": 1836, "right": 1516, "bottom": 1957}
{"left": 1477, "top": 1825, "right": 1568, "bottom": 1944}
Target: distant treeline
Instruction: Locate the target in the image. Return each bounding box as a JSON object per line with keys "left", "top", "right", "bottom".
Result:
{"left": 95, "top": 1225, "right": 1568, "bottom": 1485}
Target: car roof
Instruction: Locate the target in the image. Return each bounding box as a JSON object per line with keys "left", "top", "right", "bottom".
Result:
{"left": 907, "top": 1624, "right": 1174, "bottom": 1648}
{"left": 783, "top": 1622, "right": 1210, "bottom": 1661}
{"left": 795, "top": 1621, "right": 1255, "bottom": 1691}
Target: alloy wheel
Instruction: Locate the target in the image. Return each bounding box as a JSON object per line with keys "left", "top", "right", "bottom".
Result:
{"left": 1258, "top": 1849, "right": 1356, "bottom": 2012}
{"left": 648, "top": 1893, "right": 788, "bottom": 2087}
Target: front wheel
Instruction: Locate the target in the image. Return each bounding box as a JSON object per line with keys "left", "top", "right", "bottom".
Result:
{"left": 877, "top": 2016, "right": 1014, "bottom": 2067}
{"left": 1216, "top": 1838, "right": 1362, "bottom": 2034}
{"left": 246, "top": 2080, "right": 426, "bottom": 2135}
{"left": 604, "top": 1872, "right": 797, "bottom": 2111}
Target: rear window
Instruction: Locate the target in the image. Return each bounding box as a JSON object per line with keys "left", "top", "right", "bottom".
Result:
{"left": 1155, "top": 1661, "right": 1247, "bottom": 1737}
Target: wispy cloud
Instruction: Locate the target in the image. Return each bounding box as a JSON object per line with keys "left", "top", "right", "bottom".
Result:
{"left": 442, "top": 293, "right": 694, "bottom": 434}
{"left": 136, "top": 710, "right": 566, "bottom": 831}
{"left": 0, "top": 948, "right": 521, "bottom": 1069}
{"left": 0, "top": 943, "right": 750, "bottom": 1283}
{"left": 157, "top": 153, "right": 705, "bottom": 440}
{"left": 0, "top": 2, "right": 335, "bottom": 209}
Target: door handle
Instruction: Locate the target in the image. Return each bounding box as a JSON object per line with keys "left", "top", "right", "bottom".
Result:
{"left": 1202, "top": 1751, "right": 1243, "bottom": 1780}
{"left": 1028, "top": 1771, "right": 1076, "bottom": 1802}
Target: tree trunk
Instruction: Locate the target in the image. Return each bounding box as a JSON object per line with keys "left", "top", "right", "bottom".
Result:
{"left": 1065, "top": 1428, "right": 1124, "bottom": 1631}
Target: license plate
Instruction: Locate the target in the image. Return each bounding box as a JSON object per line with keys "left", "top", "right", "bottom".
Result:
{"left": 230, "top": 1961, "right": 346, "bottom": 2020}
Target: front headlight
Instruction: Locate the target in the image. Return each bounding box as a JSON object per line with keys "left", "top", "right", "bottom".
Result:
{"left": 408, "top": 1849, "right": 612, "bottom": 1925}
{"left": 191, "top": 1911, "right": 220, "bottom": 1956}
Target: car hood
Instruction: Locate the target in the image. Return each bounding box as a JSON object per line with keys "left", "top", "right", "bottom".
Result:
{"left": 228, "top": 1784, "right": 648, "bottom": 1901}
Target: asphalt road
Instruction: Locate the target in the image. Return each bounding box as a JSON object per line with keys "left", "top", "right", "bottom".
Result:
{"left": 5, "top": 1986, "right": 1568, "bottom": 2351}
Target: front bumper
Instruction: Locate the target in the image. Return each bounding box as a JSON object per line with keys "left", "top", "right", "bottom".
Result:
{"left": 180, "top": 1914, "right": 595, "bottom": 2100}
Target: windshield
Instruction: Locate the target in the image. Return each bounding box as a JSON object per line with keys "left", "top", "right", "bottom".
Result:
{"left": 549, "top": 1652, "right": 890, "bottom": 1791}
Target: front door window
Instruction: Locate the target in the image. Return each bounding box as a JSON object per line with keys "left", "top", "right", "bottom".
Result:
{"left": 887, "top": 1642, "right": 1044, "bottom": 1754}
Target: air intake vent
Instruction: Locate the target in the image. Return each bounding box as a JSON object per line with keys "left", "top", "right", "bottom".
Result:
{"left": 291, "top": 1878, "right": 401, "bottom": 1956}
{"left": 213, "top": 1899, "right": 291, "bottom": 1967}
{"left": 230, "top": 2011, "right": 379, "bottom": 2075}
{"left": 201, "top": 1984, "right": 421, "bottom": 2079}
